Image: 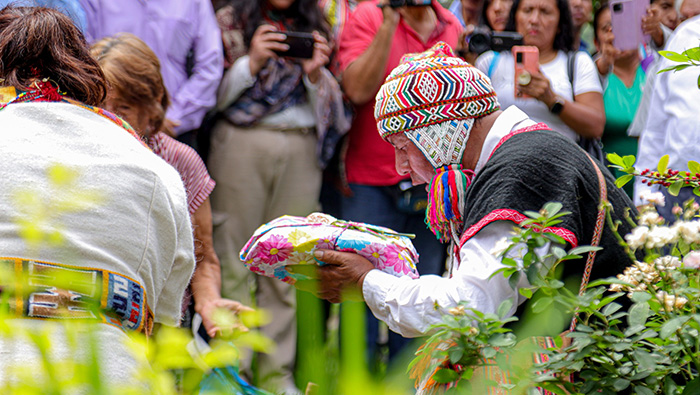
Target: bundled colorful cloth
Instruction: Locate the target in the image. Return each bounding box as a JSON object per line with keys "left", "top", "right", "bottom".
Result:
{"left": 239, "top": 213, "right": 420, "bottom": 284}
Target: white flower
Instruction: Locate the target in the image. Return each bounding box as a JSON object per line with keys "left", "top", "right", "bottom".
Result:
{"left": 656, "top": 290, "right": 688, "bottom": 311}
{"left": 683, "top": 251, "right": 700, "bottom": 269}
{"left": 625, "top": 226, "right": 650, "bottom": 250}
{"left": 645, "top": 226, "right": 678, "bottom": 249}
{"left": 638, "top": 211, "right": 663, "bottom": 226}
{"left": 490, "top": 237, "right": 511, "bottom": 257}
{"left": 673, "top": 220, "right": 700, "bottom": 243}
{"left": 654, "top": 255, "right": 681, "bottom": 271}
{"left": 639, "top": 191, "right": 666, "bottom": 207}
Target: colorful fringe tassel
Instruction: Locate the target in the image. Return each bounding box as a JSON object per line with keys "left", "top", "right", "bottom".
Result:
{"left": 426, "top": 164, "right": 475, "bottom": 243}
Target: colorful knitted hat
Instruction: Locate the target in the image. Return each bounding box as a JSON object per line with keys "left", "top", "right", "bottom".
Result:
{"left": 374, "top": 42, "right": 500, "bottom": 243}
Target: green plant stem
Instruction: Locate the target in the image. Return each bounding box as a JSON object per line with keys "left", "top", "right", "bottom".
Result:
{"left": 676, "top": 328, "right": 700, "bottom": 379}
{"left": 605, "top": 208, "right": 637, "bottom": 262}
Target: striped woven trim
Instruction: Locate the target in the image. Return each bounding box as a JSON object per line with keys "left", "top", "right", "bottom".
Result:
{"left": 383, "top": 63, "right": 477, "bottom": 84}
{"left": 380, "top": 106, "right": 499, "bottom": 140}
{"left": 376, "top": 91, "right": 499, "bottom": 123}
{"left": 458, "top": 208, "right": 578, "bottom": 253}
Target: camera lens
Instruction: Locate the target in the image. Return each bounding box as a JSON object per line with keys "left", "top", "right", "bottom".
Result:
{"left": 468, "top": 31, "right": 491, "bottom": 55}
{"left": 612, "top": 3, "right": 622, "bottom": 12}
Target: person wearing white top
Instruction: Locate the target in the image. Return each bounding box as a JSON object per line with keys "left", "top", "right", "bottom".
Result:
{"left": 475, "top": 0, "right": 604, "bottom": 143}
{"left": 633, "top": 15, "right": 700, "bottom": 216}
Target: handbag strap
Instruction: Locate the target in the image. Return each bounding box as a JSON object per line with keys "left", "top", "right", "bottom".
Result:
{"left": 569, "top": 154, "right": 608, "bottom": 332}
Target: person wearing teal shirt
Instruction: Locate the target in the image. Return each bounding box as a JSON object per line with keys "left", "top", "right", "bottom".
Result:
{"left": 594, "top": 3, "right": 647, "bottom": 197}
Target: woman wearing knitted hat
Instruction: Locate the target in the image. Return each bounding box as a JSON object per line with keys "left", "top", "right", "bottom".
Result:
{"left": 311, "top": 43, "right": 636, "bottom": 342}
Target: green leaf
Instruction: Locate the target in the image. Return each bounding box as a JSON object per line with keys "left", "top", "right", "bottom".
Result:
{"left": 542, "top": 202, "right": 563, "bottom": 217}
{"left": 488, "top": 333, "right": 515, "bottom": 347}
{"left": 658, "top": 154, "right": 669, "bottom": 174}
{"left": 448, "top": 347, "right": 464, "bottom": 364}
{"left": 569, "top": 246, "right": 603, "bottom": 255}
{"left": 628, "top": 302, "right": 649, "bottom": 328}
{"left": 613, "top": 378, "right": 631, "bottom": 391}
{"left": 616, "top": 174, "right": 635, "bottom": 189}
{"left": 689, "top": 160, "right": 700, "bottom": 175}
{"left": 607, "top": 152, "right": 624, "bottom": 166}
{"left": 497, "top": 298, "right": 514, "bottom": 319}
{"left": 629, "top": 292, "right": 652, "bottom": 303}
{"left": 669, "top": 180, "right": 684, "bottom": 196}
{"left": 659, "top": 50, "right": 690, "bottom": 62}
{"left": 481, "top": 347, "right": 497, "bottom": 359}
{"left": 519, "top": 287, "right": 533, "bottom": 299}
{"left": 622, "top": 155, "right": 636, "bottom": 168}
{"left": 432, "top": 368, "right": 460, "bottom": 384}
{"left": 632, "top": 349, "right": 656, "bottom": 371}
{"left": 682, "top": 377, "right": 700, "bottom": 395}
{"left": 664, "top": 377, "right": 678, "bottom": 395}
{"left": 602, "top": 302, "right": 622, "bottom": 316}
{"left": 684, "top": 46, "right": 700, "bottom": 61}
{"left": 532, "top": 297, "right": 553, "bottom": 313}
{"left": 660, "top": 316, "right": 691, "bottom": 339}
{"left": 508, "top": 270, "right": 521, "bottom": 290}
{"left": 634, "top": 386, "right": 655, "bottom": 395}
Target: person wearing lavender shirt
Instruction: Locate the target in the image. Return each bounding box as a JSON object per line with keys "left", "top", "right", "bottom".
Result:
{"left": 0, "top": 0, "right": 86, "bottom": 30}
{"left": 79, "top": 0, "right": 223, "bottom": 140}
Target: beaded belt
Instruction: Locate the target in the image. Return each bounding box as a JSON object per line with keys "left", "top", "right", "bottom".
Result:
{"left": 0, "top": 257, "right": 154, "bottom": 335}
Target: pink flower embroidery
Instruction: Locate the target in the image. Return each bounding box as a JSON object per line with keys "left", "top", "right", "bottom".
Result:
{"left": 360, "top": 244, "right": 387, "bottom": 269}
{"left": 316, "top": 236, "right": 336, "bottom": 250}
{"left": 384, "top": 244, "right": 417, "bottom": 276}
{"left": 258, "top": 235, "right": 293, "bottom": 264}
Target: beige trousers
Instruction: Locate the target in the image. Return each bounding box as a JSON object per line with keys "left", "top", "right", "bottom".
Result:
{"left": 208, "top": 120, "right": 321, "bottom": 391}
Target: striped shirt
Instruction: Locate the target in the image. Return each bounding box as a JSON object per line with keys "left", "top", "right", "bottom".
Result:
{"left": 148, "top": 132, "right": 215, "bottom": 214}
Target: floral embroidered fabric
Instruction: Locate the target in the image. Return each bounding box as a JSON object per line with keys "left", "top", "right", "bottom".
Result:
{"left": 240, "top": 213, "right": 420, "bottom": 284}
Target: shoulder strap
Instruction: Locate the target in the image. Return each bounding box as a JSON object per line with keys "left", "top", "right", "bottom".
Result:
{"left": 567, "top": 51, "right": 576, "bottom": 96}
{"left": 488, "top": 51, "right": 500, "bottom": 79}
{"left": 569, "top": 153, "right": 608, "bottom": 331}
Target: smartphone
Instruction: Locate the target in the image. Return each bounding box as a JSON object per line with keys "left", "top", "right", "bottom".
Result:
{"left": 512, "top": 46, "right": 539, "bottom": 99}
{"left": 276, "top": 31, "right": 315, "bottom": 59}
{"left": 609, "top": 0, "right": 648, "bottom": 51}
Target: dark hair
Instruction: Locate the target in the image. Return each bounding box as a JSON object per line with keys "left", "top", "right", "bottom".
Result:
{"left": 504, "top": 0, "right": 576, "bottom": 51}
{"left": 479, "top": 0, "right": 512, "bottom": 31}
{"left": 0, "top": 6, "right": 107, "bottom": 106}
{"left": 593, "top": 2, "right": 609, "bottom": 43}
{"left": 479, "top": 0, "right": 497, "bottom": 30}
{"left": 230, "top": 0, "right": 330, "bottom": 46}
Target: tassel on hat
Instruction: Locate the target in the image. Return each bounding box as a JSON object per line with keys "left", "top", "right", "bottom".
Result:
{"left": 426, "top": 164, "right": 475, "bottom": 243}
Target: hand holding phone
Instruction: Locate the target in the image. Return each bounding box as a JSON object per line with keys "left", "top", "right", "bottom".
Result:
{"left": 512, "top": 46, "right": 539, "bottom": 99}
{"left": 248, "top": 24, "right": 289, "bottom": 76}
{"left": 275, "top": 31, "right": 315, "bottom": 59}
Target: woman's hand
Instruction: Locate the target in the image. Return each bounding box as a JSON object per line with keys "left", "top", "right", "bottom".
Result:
{"left": 596, "top": 37, "right": 621, "bottom": 75}
{"left": 642, "top": 6, "right": 664, "bottom": 47}
{"left": 197, "top": 298, "right": 254, "bottom": 338}
{"left": 516, "top": 68, "right": 557, "bottom": 106}
{"left": 248, "top": 24, "right": 288, "bottom": 76}
{"left": 301, "top": 31, "right": 332, "bottom": 84}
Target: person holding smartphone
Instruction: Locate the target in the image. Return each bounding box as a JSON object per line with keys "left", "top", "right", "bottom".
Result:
{"left": 475, "top": 0, "right": 605, "bottom": 144}
{"left": 210, "top": 1, "right": 348, "bottom": 393}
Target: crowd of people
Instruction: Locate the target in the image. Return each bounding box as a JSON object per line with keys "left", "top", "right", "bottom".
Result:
{"left": 0, "top": 0, "right": 699, "bottom": 393}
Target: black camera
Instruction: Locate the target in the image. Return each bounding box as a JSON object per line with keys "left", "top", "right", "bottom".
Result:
{"left": 468, "top": 28, "right": 524, "bottom": 55}
{"left": 388, "top": 0, "right": 432, "bottom": 7}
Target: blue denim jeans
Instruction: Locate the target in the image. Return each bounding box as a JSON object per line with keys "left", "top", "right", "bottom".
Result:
{"left": 340, "top": 183, "right": 447, "bottom": 368}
